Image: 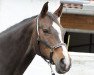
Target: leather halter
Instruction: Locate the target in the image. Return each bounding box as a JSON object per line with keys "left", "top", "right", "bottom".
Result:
{"left": 36, "top": 16, "right": 66, "bottom": 64}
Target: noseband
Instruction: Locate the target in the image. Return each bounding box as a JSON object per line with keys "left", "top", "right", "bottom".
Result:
{"left": 36, "top": 16, "right": 66, "bottom": 64}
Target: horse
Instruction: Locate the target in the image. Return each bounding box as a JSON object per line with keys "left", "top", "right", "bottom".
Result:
{"left": 0, "top": 2, "right": 71, "bottom": 75}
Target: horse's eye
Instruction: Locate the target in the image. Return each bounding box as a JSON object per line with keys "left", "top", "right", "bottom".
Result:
{"left": 43, "top": 29, "right": 49, "bottom": 34}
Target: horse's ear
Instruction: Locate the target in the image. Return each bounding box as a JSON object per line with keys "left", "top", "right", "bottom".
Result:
{"left": 40, "top": 2, "right": 48, "bottom": 18}
{"left": 54, "top": 3, "right": 63, "bottom": 18}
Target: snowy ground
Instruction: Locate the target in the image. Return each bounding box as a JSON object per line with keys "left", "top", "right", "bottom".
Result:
{"left": 0, "top": 0, "right": 94, "bottom": 75}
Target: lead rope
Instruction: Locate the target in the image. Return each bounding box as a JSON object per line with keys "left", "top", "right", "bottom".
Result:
{"left": 43, "top": 57, "right": 55, "bottom": 75}
{"left": 43, "top": 52, "right": 55, "bottom": 75}
{"left": 50, "top": 63, "right": 55, "bottom": 75}
{"left": 50, "top": 49, "right": 55, "bottom": 75}
{"left": 45, "top": 49, "right": 55, "bottom": 75}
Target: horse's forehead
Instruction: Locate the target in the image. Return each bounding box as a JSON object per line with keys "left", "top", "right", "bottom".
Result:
{"left": 40, "top": 16, "right": 52, "bottom": 25}
{"left": 39, "top": 14, "right": 60, "bottom": 27}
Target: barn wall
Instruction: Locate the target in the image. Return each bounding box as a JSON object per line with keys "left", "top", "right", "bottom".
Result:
{"left": 60, "top": 13, "right": 94, "bottom": 30}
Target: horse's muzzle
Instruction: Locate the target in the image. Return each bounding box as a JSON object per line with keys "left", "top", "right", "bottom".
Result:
{"left": 56, "top": 58, "right": 71, "bottom": 74}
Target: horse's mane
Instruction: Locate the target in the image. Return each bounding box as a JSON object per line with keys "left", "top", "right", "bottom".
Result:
{"left": 0, "top": 15, "right": 37, "bottom": 36}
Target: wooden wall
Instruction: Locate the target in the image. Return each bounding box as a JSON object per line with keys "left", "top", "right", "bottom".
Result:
{"left": 60, "top": 13, "right": 94, "bottom": 30}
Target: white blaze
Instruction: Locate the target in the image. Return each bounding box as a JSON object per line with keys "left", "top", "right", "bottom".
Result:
{"left": 52, "top": 22, "right": 70, "bottom": 69}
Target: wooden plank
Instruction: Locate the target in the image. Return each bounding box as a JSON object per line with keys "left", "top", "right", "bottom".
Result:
{"left": 60, "top": 13, "right": 94, "bottom": 30}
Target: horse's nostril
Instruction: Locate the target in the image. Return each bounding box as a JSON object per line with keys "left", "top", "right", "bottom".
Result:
{"left": 60, "top": 58, "right": 65, "bottom": 64}
{"left": 60, "top": 58, "right": 66, "bottom": 69}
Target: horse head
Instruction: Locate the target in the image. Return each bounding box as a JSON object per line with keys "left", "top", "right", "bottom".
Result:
{"left": 32, "top": 2, "right": 71, "bottom": 74}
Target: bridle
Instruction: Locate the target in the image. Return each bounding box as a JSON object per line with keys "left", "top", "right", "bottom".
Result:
{"left": 36, "top": 16, "right": 67, "bottom": 75}
{"left": 36, "top": 16, "right": 66, "bottom": 63}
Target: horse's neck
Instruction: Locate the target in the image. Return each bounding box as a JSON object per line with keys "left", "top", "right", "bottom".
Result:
{"left": 0, "top": 18, "right": 36, "bottom": 75}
